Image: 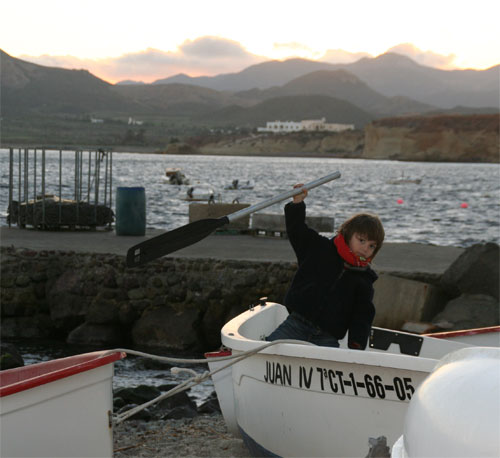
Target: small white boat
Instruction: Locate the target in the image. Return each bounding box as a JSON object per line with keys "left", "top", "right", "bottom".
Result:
{"left": 224, "top": 179, "right": 255, "bottom": 190}
{"left": 164, "top": 168, "right": 189, "bottom": 185}
{"left": 206, "top": 302, "right": 472, "bottom": 457}
{"left": 391, "top": 347, "right": 500, "bottom": 458}
{"left": 184, "top": 186, "right": 219, "bottom": 202}
{"left": 0, "top": 350, "right": 125, "bottom": 458}
{"left": 386, "top": 173, "right": 422, "bottom": 185}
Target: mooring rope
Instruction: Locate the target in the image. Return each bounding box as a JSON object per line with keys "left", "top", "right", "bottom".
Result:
{"left": 107, "top": 339, "right": 312, "bottom": 424}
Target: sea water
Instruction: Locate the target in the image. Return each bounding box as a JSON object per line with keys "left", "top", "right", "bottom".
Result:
{"left": 1, "top": 150, "right": 499, "bottom": 246}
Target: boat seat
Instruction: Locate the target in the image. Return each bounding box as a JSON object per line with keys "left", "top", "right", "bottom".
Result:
{"left": 369, "top": 328, "right": 423, "bottom": 356}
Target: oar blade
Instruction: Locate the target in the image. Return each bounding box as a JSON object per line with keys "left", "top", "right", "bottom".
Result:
{"left": 126, "top": 217, "right": 228, "bottom": 267}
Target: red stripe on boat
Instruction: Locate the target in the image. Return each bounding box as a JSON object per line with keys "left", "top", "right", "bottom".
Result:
{"left": 425, "top": 325, "right": 500, "bottom": 339}
{"left": 0, "top": 350, "right": 126, "bottom": 397}
{"left": 204, "top": 350, "right": 232, "bottom": 358}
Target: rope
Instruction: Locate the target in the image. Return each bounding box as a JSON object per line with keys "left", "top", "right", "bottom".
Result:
{"left": 108, "top": 339, "right": 312, "bottom": 424}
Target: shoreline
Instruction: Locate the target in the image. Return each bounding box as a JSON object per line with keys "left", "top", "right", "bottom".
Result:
{"left": 2, "top": 146, "right": 498, "bottom": 164}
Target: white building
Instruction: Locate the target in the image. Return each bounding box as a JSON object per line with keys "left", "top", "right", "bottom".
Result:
{"left": 128, "top": 117, "right": 144, "bottom": 126}
{"left": 258, "top": 117, "right": 354, "bottom": 133}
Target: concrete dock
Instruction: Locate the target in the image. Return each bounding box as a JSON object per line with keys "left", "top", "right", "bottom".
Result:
{"left": 0, "top": 226, "right": 464, "bottom": 276}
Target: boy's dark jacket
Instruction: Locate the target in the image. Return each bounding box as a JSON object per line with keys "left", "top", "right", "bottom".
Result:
{"left": 283, "top": 201, "right": 377, "bottom": 349}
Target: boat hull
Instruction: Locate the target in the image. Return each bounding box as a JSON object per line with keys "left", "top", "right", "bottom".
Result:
{"left": 0, "top": 351, "right": 124, "bottom": 458}
{"left": 210, "top": 302, "right": 470, "bottom": 457}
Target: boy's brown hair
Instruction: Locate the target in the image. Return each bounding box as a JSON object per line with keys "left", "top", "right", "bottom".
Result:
{"left": 338, "top": 213, "right": 385, "bottom": 258}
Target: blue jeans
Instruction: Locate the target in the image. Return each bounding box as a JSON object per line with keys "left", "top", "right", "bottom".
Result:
{"left": 266, "top": 313, "right": 339, "bottom": 348}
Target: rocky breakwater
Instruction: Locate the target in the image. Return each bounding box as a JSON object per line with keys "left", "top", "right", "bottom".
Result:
{"left": 0, "top": 247, "right": 295, "bottom": 350}
{"left": 363, "top": 114, "right": 499, "bottom": 162}
{"left": 0, "top": 242, "right": 498, "bottom": 352}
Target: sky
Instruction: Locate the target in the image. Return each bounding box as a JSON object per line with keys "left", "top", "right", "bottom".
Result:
{"left": 2, "top": 0, "right": 499, "bottom": 84}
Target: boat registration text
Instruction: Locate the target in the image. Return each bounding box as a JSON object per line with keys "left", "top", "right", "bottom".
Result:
{"left": 263, "top": 360, "right": 416, "bottom": 402}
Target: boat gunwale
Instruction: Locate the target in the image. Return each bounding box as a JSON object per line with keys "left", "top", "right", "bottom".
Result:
{"left": 221, "top": 303, "right": 469, "bottom": 373}
{"left": 425, "top": 325, "right": 500, "bottom": 339}
{"left": 0, "top": 350, "right": 126, "bottom": 397}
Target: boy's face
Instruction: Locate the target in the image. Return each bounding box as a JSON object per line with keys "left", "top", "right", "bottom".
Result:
{"left": 348, "top": 232, "right": 377, "bottom": 260}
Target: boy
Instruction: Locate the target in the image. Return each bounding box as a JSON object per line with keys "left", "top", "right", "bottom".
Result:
{"left": 266, "top": 184, "right": 385, "bottom": 349}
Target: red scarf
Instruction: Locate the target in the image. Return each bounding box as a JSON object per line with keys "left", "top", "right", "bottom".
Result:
{"left": 334, "top": 233, "right": 371, "bottom": 267}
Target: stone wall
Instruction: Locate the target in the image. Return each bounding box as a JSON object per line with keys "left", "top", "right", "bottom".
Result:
{"left": 0, "top": 247, "right": 295, "bottom": 351}
{"left": 2, "top": 243, "right": 498, "bottom": 351}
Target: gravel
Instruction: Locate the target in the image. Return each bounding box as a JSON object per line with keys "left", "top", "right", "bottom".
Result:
{"left": 114, "top": 413, "right": 250, "bottom": 457}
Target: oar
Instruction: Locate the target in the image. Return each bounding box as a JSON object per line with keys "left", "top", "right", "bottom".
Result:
{"left": 126, "top": 171, "right": 341, "bottom": 267}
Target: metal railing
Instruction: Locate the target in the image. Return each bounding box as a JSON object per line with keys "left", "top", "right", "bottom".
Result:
{"left": 7, "top": 148, "right": 113, "bottom": 230}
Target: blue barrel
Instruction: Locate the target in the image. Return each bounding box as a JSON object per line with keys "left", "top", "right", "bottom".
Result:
{"left": 115, "top": 187, "right": 146, "bottom": 236}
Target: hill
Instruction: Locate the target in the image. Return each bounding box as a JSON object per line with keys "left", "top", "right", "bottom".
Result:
{"left": 153, "top": 53, "right": 499, "bottom": 109}
{"left": 235, "top": 69, "right": 434, "bottom": 116}
{"left": 193, "top": 95, "right": 375, "bottom": 129}
{"left": 0, "top": 50, "right": 140, "bottom": 115}
{"left": 111, "top": 83, "right": 252, "bottom": 116}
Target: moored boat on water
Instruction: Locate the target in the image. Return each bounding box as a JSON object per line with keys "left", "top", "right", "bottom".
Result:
{"left": 206, "top": 301, "right": 487, "bottom": 458}
{"left": 0, "top": 350, "right": 125, "bottom": 458}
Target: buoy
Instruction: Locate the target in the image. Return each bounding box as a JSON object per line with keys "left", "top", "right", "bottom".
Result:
{"left": 397, "top": 199, "right": 404, "bottom": 204}
{"left": 460, "top": 202, "right": 468, "bottom": 208}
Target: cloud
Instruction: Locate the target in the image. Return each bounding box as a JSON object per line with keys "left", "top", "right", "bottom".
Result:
{"left": 20, "top": 36, "right": 267, "bottom": 83}
{"left": 320, "top": 48, "right": 371, "bottom": 64}
{"left": 385, "top": 43, "right": 457, "bottom": 69}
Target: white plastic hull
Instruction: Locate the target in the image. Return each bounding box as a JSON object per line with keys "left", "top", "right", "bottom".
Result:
{"left": 210, "top": 302, "right": 471, "bottom": 457}
{"left": 0, "top": 351, "right": 124, "bottom": 458}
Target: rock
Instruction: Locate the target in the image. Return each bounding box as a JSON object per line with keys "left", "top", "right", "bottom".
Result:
{"left": 197, "top": 392, "right": 222, "bottom": 414}
{"left": 115, "top": 385, "right": 162, "bottom": 405}
{"left": 373, "top": 274, "right": 446, "bottom": 329}
{"left": 440, "top": 243, "right": 499, "bottom": 299}
{"left": 0, "top": 342, "right": 24, "bottom": 370}
{"left": 432, "top": 294, "right": 500, "bottom": 330}
{"left": 161, "top": 405, "right": 198, "bottom": 420}
{"left": 132, "top": 306, "right": 200, "bottom": 350}
{"left": 117, "top": 403, "right": 152, "bottom": 421}
{"left": 157, "top": 390, "right": 197, "bottom": 411}
{"left": 66, "top": 322, "right": 125, "bottom": 346}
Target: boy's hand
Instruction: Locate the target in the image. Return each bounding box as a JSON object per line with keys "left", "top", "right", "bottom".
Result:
{"left": 292, "top": 183, "right": 308, "bottom": 203}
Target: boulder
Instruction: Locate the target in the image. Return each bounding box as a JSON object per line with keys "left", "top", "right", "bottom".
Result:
{"left": 47, "top": 270, "right": 88, "bottom": 331}
{"left": 373, "top": 274, "right": 446, "bottom": 329}
{"left": 440, "top": 243, "right": 499, "bottom": 299}
{"left": 132, "top": 306, "right": 199, "bottom": 350}
{"left": 115, "top": 385, "right": 162, "bottom": 405}
{"left": 0, "top": 342, "right": 24, "bottom": 370}
{"left": 432, "top": 294, "right": 500, "bottom": 330}
{"left": 66, "top": 322, "right": 126, "bottom": 346}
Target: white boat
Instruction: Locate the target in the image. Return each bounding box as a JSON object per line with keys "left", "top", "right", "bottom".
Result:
{"left": 206, "top": 301, "right": 472, "bottom": 457}
{"left": 391, "top": 346, "right": 500, "bottom": 458}
{"left": 184, "top": 186, "right": 219, "bottom": 202}
{"left": 0, "top": 350, "right": 125, "bottom": 458}
{"left": 386, "top": 173, "right": 422, "bottom": 185}
{"left": 224, "top": 179, "right": 255, "bottom": 190}
{"left": 164, "top": 168, "right": 189, "bottom": 185}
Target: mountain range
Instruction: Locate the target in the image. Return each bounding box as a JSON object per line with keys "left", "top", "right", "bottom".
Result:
{"left": 1, "top": 49, "right": 498, "bottom": 136}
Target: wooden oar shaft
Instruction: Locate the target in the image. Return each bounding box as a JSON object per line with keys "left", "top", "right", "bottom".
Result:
{"left": 227, "top": 171, "right": 341, "bottom": 222}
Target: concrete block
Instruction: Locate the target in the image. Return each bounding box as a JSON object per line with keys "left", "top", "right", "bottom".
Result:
{"left": 188, "top": 203, "right": 250, "bottom": 231}
{"left": 251, "top": 213, "right": 334, "bottom": 235}
{"left": 373, "top": 274, "right": 444, "bottom": 330}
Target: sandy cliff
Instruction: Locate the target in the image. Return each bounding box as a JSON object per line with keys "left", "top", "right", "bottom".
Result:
{"left": 163, "top": 114, "right": 499, "bottom": 162}
{"left": 362, "top": 114, "right": 499, "bottom": 162}
{"left": 167, "top": 131, "right": 365, "bottom": 157}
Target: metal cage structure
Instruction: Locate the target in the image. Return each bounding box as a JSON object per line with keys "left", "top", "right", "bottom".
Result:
{"left": 7, "top": 148, "right": 114, "bottom": 230}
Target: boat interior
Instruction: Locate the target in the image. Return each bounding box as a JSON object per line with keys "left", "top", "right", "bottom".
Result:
{"left": 221, "top": 301, "right": 470, "bottom": 364}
